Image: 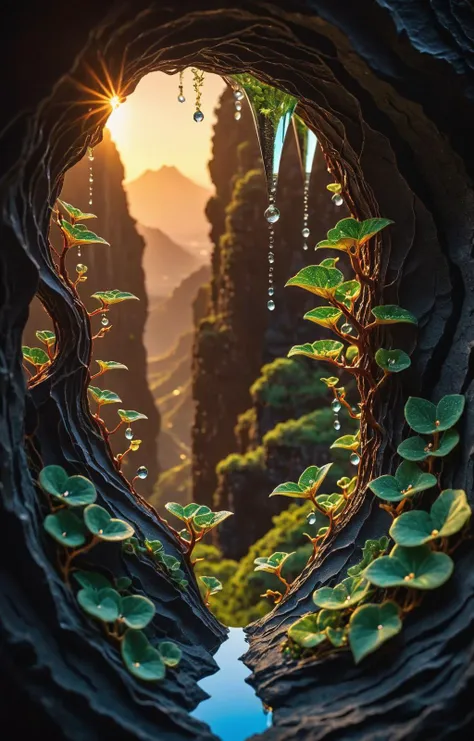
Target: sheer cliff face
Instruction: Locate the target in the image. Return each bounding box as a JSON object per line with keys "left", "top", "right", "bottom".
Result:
{"left": 25, "top": 130, "right": 161, "bottom": 494}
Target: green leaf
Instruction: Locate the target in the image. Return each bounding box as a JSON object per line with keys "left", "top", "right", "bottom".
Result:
{"left": 199, "top": 576, "right": 223, "bottom": 595}
{"left": 121, "top": 630, "right": 166, "bottom": 681}
{"left": 299, "top": 463, "right": 333, "bottom": 492}
{"left": 22, "top": 346, "right": 49, "bottom": 368}
{"left": 120, "top": 595, "right": 156, "bottom": 629}
{"left": 375, "top": 348, "right": 411, "bottom": 373}
{"left": 404, "top": 395, "right": 465, "bottom": 434}
{"left": 319, "top": 258, "right": 340, "bottom": 268}
{"left": 357, "top": 218, "right": 394, "bottom": 244}
{"left": 330, "top": 434, "right": 359, "bottom": 451}
{"left": 288, "top": 339, "right": 344, "bottom": 361}
{"left": 39, "top": 465, "right": 97, "bottom": 507}
{"left": 158, "top": 641, "right": 182, "bottom": 667}
{"left": 303, "top": 306, "right": 342, "bottom": 328}
{"left": 320, "top": 376, "right": 339, "bottom": 387}
{"left": 83, "top": 504, "right": 135, "bottom": 541}
{"left": 73, "top": 570, "right": 112, "bottom": 590}
{"left": 363, "top": 544, "right": 454, "bottom": 590}
{"left": 315, "top": 493, "right": 345, "bottom": 514}
{"left": 77, "top": 587, "right": 121, "bottom": 623}
{"left": 164, "top": 502, "right": 185, "bottom": 521}
{"left": 117, "top": 409, "right": 148, "bottom": 423}
{"left": 345, "top": 345, "right": 359, "bottom": 363}
{"left": 270, "top": 481, "right": 305, "bottom": 498}
{"left": 58, "top": 199, "right": 97, "bottom": 222}
{"left": 349, "top": 601, "right": 401, "bottom": 664}
{"left": 313, "top": 576, "right": 369, "bottom": 609}
{"left": 160, "top": 554, "right": 181, "bottom": 572}
{"left": 254, "top": 551, "right": 295, "bottom": 573}
{"left": 88, "top": 386, "right": 122, "bottom": 405}
{"left": 397, "top": 429, "right": 459, "bottom": 461}
{"left": 368, "top": 461, "right": 437, "bottom": 502}
{"left": 316, "top": 218, "right": 393, "bottom": 252}
{"left": 95, "top": 360, "right": 129, "bottom": 373}
{"left": 193, "top": 510, "right": 233, "bottom": 530}
{"left": 347, "top": 537, "right": 390, "bottom": 577}
{"left": 334, "top": 280, "right": 361, "bottom": 305}
{"left": 285, "top": 265, "right": 344, "bottom": 297}
{"left": 317, "top": 609, "right": 340, "bottom": 631}
{"left": 390, "top": 489, "right": 471, "bottom": 546}
{"left": 144, "top": 539, "right": 164, "bottom": 554}
{"left": 326, "top": 626, "right": 348, "bottom": 647}
{"left": 371, "top": 305, "right": 417, "bottom": 326}
{"left": 91, "top": 290, "right": 139, "bottom": 305}
{"left": 288, "top": 613, "right": 327, "bottom": 648}
{"left": 44, "top": 510, "right": 88, "bottom": 547}
{"left": 35, "top": 330, "right": 56, "bottom": 346}
{"left": 115, "top": 576, "right": 132, "bottom": 591}
{"left": 61, "top": 220, "right": 109, "bottom": 247}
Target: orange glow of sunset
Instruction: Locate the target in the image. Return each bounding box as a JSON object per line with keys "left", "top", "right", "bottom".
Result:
{"left": 106, "top": 70, "right": 226, "bottom": 189}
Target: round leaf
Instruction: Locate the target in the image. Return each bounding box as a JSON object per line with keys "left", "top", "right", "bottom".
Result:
{"left": 121, "top": 630, "right": 165, "bottom": 681}
{"left": 369, "top": 461, "right": 436, "bottom": 502}
{"left": 313, "top": 576, "right": 369, "bottom": 609}
{"left": 44, "top": 510, "right": 88, "bottom": 547}
{"left": 120, "top": 595, "right": 156, "bottom": 629}
{"left": 375, "top": 348, "right": 411, "bottom": 373}
{"left": 39, "top": 465, "right": 97, "bottom": 507}
{"left": 77, "top": 587, "right": 121, "bottom": 622}
{"left": 83, "top": 504, "right": 135, "bottom": 541}
{"left": 390, "top": 489, "right": 471, "bottom": 546}
{"left": 73, "top": 570, "right": 112, "bottom": 590}
{"left": 118, "top": 409, "right": 148, "bottom": 423}
{"left": 288, "top": 613, "right": 327, "bottom": 648}
{"left": 349, "top": 601, "right": 402, "bottom": 664}
{"left": 364, "top": 545, "right": 454, "bottom": 590}
{"left": 405, "top": 394, "right": 465, "bottom": 434}
{"left": 158, "top": 641, "right": 182, "bottom": 667}
{"left": 371, "top": 305, "right": 417, "bottom": 326}
{"left": 303, "top": 306, "right": 342, "bottom": 328}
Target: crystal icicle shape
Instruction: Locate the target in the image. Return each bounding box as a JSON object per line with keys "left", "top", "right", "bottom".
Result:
{"left": 293, "top": 115, "right": 318, "bottom": 251}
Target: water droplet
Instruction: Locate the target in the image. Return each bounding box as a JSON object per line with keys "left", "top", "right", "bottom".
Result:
{"left": 125, "top": 427, "right": 133, "bottom": 440}
{"left": 89, "top": 199, "right": 93, "bottom": 206}
{"left": 76, "top": 263, "right": 87, "bottom": 273}
{"left": 264, "top": 204, "right": 280, "bottom": 223}
{"left": 136, "top": 466, "right": 148, "bottom": 479}
{"left": 235, "top": 102, "right": 242, "bottom": 111}
{"left": 268, "top": 287, "right": 274, "bottom": 296}
{"left": 350, "top": 452, "right": 360, "bottom": 466}
{"left": 307, "top": 511, "right": 317, "bottom": 525}
{"left": 331, "top": 399, "right": 342, "bottom": 413}
{"left": 267, "top": 300, "right": 276, "bottom": 311}
{"left": 303, "top": 243, "right": 309, "bottom": 251}
{"left": 341, "top": 323, "right": 353, "bottom": 334}
{"left": 332, "top": 193, "right": 344, "bottom": 207}
{"left": 302, "top": 227, "right": 310, "bottom": 238}
{"left": 88, "top": 151, "right": 94, "bottom": 161}
{"left": 89, "top": 176, "right": 93, "bottom": 183}
{"left": 234, "top": 89, "right": 244, "bottom": 101}
{"left": 268, "top": 252, "right": 275, "bottom": 264}
{"left": 77, "top": 247, "right": 82, "bottom": 257}
{"left": 388, "top": 358, "right": 396, "bottom": 366}
{"left": 193, "top": 110, "right": 204, "bottom": 123}
{"left": 334, "top": 418, "right": 341, "bottom": 431}
{"left": 177, "top": 94, "right": 185, "bottom": 103}
{"left": 234, "top": 111, "right": 241, "bottom": 121}
{"left": 101, "top": 315, "right": 109, "bottom": 327}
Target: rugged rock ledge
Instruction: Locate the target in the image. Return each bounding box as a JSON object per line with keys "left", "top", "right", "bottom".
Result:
{"left": 1, "top": 2, "right": 474, "bottom": 739}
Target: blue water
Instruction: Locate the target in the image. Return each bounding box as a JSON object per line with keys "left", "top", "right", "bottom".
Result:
{"left": 192, "top": 627, "right": 271, "bottom": 741}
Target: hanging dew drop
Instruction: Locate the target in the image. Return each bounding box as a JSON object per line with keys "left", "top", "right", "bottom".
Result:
{"left": 178, "top": 94, "right": 185, "bottom": 103}
{"left": 234, "top": 89, "right": 244, "bottom": 101}
{"left": 350, "top": 452, "right": 360, "bottom": 466}
{"left": 136, "top": 466, "right": 148, "bottom": 479}
{"left": 307, "top": 511, "right": 317, "bottom": 526}
{"left": 334, "top": 418, "right": 341, "bottom": 431}
{"left": 331, "top": 399, "right": 342, "bottom": 413}
{"left": 264, "top": 204, "right": 280, "bottom": 223}
{"left": 234, "top": 111, "right": 242, "bottom": 121}
{"left": 125, "top": 427, "right": 133, "bottom": 440}
{"left": 77, "top": 247, "right": 82, "bottom": 257}
{"left": 302, "top": 227, "right": 310, "bottom": 238}
{"left": 235, "top": 102, "right": 242, "bottom": 111}
{"left": 332, "top": 193, "right": 344, "bottom": 207}
{"left": 76, "top": 263, "right": 87, "bottom": 273}
{"left": 341, "top": 323, "right": 353, "bottom": 334}
{"left": 268, "top": 287, "right": 274, "bottom": 296}
{"left": 267, "top": 300, "right": 276, "bottom": 311}
{"left": 193, "top": 110, "right": 204, "bottom": 123}
{"left": 268, "top": 252, "right": 275, "bottom": 264}
{"left": 303, "top": 243, "right": 309, "bottom": 251}
{"left": 101, "top": 315, "right": 109, "bottom": 327}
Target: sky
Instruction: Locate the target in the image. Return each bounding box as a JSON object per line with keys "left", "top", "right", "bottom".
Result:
{"left": 106, "top": 71, "right": 226, "bottom": 188}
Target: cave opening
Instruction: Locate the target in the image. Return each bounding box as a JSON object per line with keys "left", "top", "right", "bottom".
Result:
{"left": 3, "top": 4, "right": 474, "bottom": 741}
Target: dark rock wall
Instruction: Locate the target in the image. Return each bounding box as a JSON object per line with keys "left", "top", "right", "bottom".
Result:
{"left": 1, "top": 2, "right": 474, "bottom": 740}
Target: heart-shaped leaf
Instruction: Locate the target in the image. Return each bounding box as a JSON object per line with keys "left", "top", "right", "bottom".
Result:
{"left": 164, "top": 502, "right": 185, "bottom": 520}
{"left": 390, "top": 489, "right": 471, "bottom": 546}
{"left": 193, "top": 510, "right": 233, "bottom": 530}
{"left": 330, "top": 434, "right": 359, "bottom": 451}
{"left": 22, "top": 346, "right": 49, "bottom": 368}
{"left": 269, "top": 481, "right": 304, "bottom": 498}
{"left": 199, "top": 576, "right": 223, "bottom": 595}
{"left": 185, "top": 503, "right": 211, "bottom": 520}
{"left": 363, "top": 544, "right": 454, "bottom": 590}
{"left": 120, "top": 595, "right": 155, "bottom": 629}
{"left": 115, "top": 576, "right": 132, "bottom": 591}
{"left": 288, "top": 340, "right": 344, "bottom": 361}
{"left": 404, "top": 395, "right": 465, "bottom": 434}
{"left": 44, "top": 510, "right": 88, "bottom": 547}
{"left": 158, "top": 641, "right": 182, "bottom": 667}
{"left": 299, "top": 463, "right": 333, "bottom": 492}
{"left": 313, "top": 576, "right": 369, "bottom": 609}
{"left": 334, "top": 279, "right": 361, "bottom": 305}
{"left": 319, "top": 257, "right": 340, "bottom": 268}
{"left": 368, "top": 461, "right": 437, "bottom": 502}
{"left": 303, "top": 306, "right": 342, "bottom": 328}
{"left": 315, "top": 493, "right": 345, "bottom": 514}
{"left": 77, "top": 587, "right": 121, "bottom": 622}
{"left": 375, "top": 348, "right": 411, "bottom": 373}
{"left": 371, "top": 305, "right": 417, "bottom": 326}
{"left": 91, "top": 290, "right": 139, "bottom": 305}
{"left": 36, "top": 330, "right": 56, "bottom": 346}
{"left": 121, "top": 630, "right": 166, "bottom": 681}
{"left": 326, "top": 626, "right": 347, "bottom": 647}
{"left": 61, "top": 220, "right": 109, "bottom": 247}
{"left": 285, "top": 265, "right": 344, "bottom": 297}
{"left": 73, "top": 570, "right": 112, "bottom": 590}
{"left": 95, "top": 360, "right": 129, "bottom": 373}
{"left": 347, "top": 536, "right": 390, "bottom": 577}
{"left": 88, "top": 386, "right": 122, "bottom": 405}
{"left": 349, "top": 601, "right": 402, "bottom": 664}
{"left": 254, "top": 551, "right": 295, "bottom": 573}
{"left": 398, "top": 429, "right": 459, "bottom": 461}
{"left": 58, "top": 199, "right": 97, "bottom": 222}
{"left": 117, "top": 409, "right": 148, "bottom": 423}
{"left": 288, "top": 613, "right": 327, "bottom": 648}
{"left": 83, "top": 504, "right": 134, "bottom": 541}
{"left": 39, "top": 465, "right": 97, "bottom": 507}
